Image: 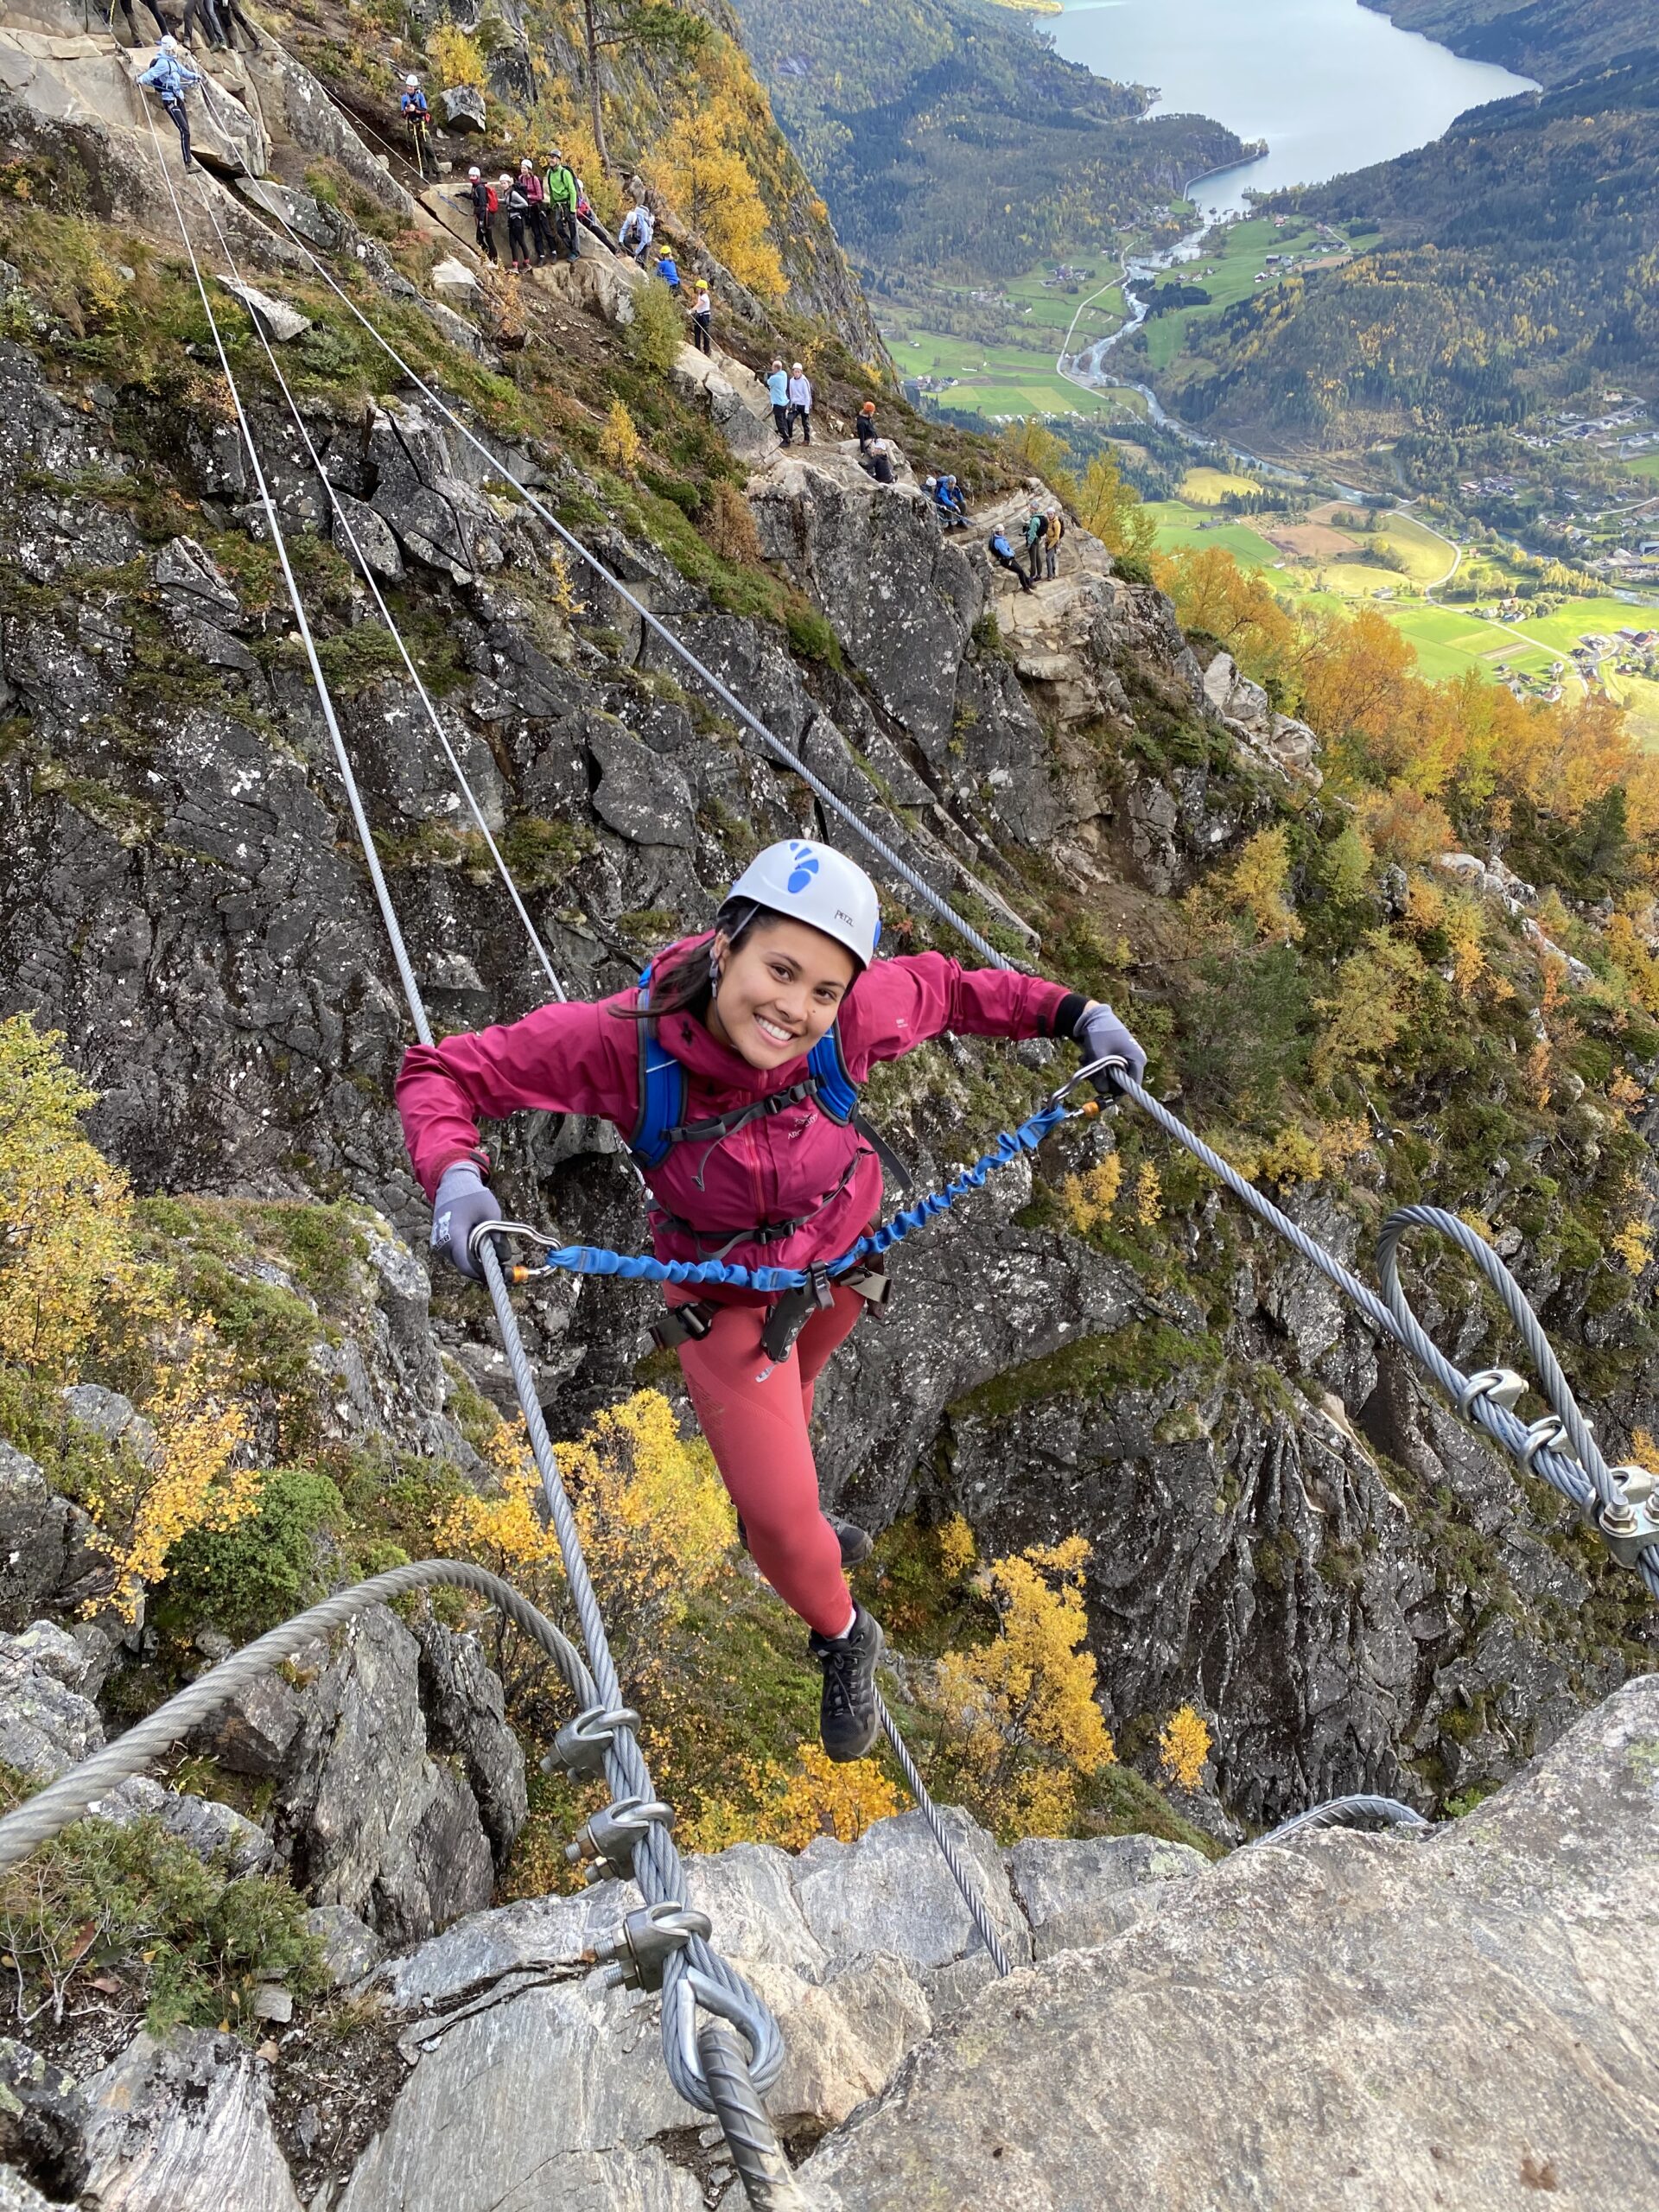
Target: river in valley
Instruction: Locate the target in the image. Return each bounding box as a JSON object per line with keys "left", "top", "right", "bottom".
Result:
{"left": 1052, "top": 0, "right": 1536, "bottom": 216}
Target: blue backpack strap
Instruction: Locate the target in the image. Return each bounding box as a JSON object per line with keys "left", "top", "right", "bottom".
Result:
{"left": 631, "top": 983, "right": 688, "bottom": 1172}
{"left": 809, "top": 1026, "right": 912, "bottom": 1192}
{"left": 806, "top": 1025, "right": 856, "bottom": 1124}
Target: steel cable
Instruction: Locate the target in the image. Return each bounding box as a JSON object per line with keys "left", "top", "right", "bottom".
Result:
{"left": 136, "top": 130, "right": 782, "bottom": 2113}
{"left": 0, "top": 1560, "right": 594, "bottom": 1875}
{"left": 250, "top": 202, "right": 1017, "bottom": 969}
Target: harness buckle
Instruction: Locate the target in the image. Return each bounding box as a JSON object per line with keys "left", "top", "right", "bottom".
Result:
{"left": 760, "top": 1264, "right": 836, "bottom": 1365}
{"left": 648, "top": 1301, "right": 715, "bottom": 1353}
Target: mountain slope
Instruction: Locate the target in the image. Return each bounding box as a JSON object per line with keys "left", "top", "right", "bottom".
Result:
{"left": 1122, "top": 54, "right": 1659, "bottom": 449}
{"left": 1365, "top": 0, "right": 1659, "bottom": 86}
{"left": 727, "top": 0, "right": 1245, "bottom": 279}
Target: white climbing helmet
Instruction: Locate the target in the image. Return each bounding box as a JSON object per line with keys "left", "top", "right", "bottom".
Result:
{"left": 468, "top": 166, "right": 481, "bottom": 181}
{"left": 726, "top": 841, "right": 881, "bottom": 969}
{"left": 406, "top": 73, "right": 420, "bottom": 86}
{"left": 159, "top": 32, "right": 179, "bottom": 48}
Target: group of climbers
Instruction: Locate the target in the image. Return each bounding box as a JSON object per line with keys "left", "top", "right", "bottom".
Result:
{"left": 456, "top": 151, "right": 599, "bottom": 273}
{"left": 405, "top": 838, "right": 1147, "bottom": 1760}
{"left": 114, "top": 0, "right": 258, "bottom": 55}
{"left": 988, "top": 506, "right": 1062, "bottom": 591}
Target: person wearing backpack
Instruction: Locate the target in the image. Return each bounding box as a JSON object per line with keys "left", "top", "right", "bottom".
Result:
{"left": 1044, "top": 505, "right": 1065, "bottom": 580}
{"left": 618, "top": 199, "right": 655, "bottom": 265}
{"left": 499, "top": 174, "right": 532, "bottom": 273}
{"left": 459, "top": 168, "right": 499, "bottom": 264}
{"left": 542, "top": 151, "right": 581, "bottom": 263}
{"left": 518, "top": 157, "right": 550, "bottom": 264}
{"left": 1024, "top": 508, "right": 1047, "bottom": 584}
{"left": 989, "top": 526, "right": 1034, "bottom": 591}
{"left": 398, "top": 839, "right": 1144, "bottom": 1761}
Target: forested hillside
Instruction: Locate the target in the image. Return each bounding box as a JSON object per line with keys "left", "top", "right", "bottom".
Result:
{"left": 1118, "top": 55, "right": 1659, "bottom": 454}
{"left": 727, "top": 0, "right": 1244, "bottom": 279}
{"left": 1365, "top": 0, "right": 1658, "bottom": 86}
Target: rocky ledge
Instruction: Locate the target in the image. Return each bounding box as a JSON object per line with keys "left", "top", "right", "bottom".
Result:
{"left": 2, "top": 1674, "right": 1653, "bottom": 2209}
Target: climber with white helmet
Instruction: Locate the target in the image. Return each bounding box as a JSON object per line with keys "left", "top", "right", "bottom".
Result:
{"left": 397, "top": 839, "right": 1146, "bottom": 1762}
{"left": 137, "top": 36, "right": 202, "bottom": 170}
{"left": 400, "top": 72, "right": 434, "bottom": 180}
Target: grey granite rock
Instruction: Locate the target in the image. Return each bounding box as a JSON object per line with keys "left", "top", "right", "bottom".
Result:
{"left": 1007, "top": 1831, "right": 1209, "bottom": 1959}
{"left": 304, "top": 1904, "right": 386, "bottom": 1990}
{"left": 804, "top": 1675, "right": 1659, "bottom": 2211}
{"left": 0, "top": 1624, "right": 103, "bottom": 1782}
{"left": 77, "top": 2032, "right": 301, "bottom": 2212}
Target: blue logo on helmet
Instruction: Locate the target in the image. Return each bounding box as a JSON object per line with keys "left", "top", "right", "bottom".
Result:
{"left": 785, "top": 842, "right": 820, "bottom": 894}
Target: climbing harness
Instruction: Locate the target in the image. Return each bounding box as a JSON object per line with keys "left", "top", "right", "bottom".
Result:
{"left": 2, "top": 112, "right": 1649, "bottom": 2209}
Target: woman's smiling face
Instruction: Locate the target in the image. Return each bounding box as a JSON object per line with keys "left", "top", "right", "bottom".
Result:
{"left": 707, "top": 915, "right": 857, "bottom": 1069}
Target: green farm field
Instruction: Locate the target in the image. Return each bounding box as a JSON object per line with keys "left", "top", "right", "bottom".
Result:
{"left": 1137, "top": 218, "right": 1349, "bottom": 373}
{"left": 886, "top": 254, "right": 1131, "bottom": 419}
{"left": 1148, "top": 487, "right": 1659, "bottom": 725}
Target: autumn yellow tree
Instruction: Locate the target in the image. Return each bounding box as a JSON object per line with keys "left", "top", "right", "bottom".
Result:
{"left": 0, "top": 1015, "right": 257, "bottom": 1616}
{"left": 926, "top": 1535, "right": 1115, "bottom": 1840}
{"left": 1075, "top": 447, "right": 1154, "bottom": 562}
{"left": 643, "top": 100, "right": 785, "bottom": 297}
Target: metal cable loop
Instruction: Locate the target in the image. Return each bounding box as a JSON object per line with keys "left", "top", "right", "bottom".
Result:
{"left": 1376, "top": 1205, "right": 1618, "bottom": 1510}
{"left": 1248, "top": 1794, "right": 1433, "bottom": 1850}
{"left": 0, "top": 1560, "right": 593, "bottom": 1875}
{"left": 696, "top": 2023, "right": 815, "bottom": 2211}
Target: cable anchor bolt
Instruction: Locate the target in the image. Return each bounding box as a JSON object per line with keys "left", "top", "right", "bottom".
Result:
{"left": 595, "top": 1901, "right": 712, "bottom": 1993}
{"left": 542, "top": 1703, "right": 640, "bottom": 1779}
{"left": 1598, "top": 1470, "right": 1659, "bottom": 1569}
{"left": 1456, "top": 1367, "right": 1529, "bottom": 1420}
{"left": 566, "top": 1795, "right": 675, "bottom": 1885}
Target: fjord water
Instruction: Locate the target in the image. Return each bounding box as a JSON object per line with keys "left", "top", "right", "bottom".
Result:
{"left": 1052, "top": 0, "right": 1536, "bottom": 214}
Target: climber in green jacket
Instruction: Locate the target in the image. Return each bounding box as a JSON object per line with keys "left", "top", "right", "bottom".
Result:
{"left": 541, "top": 153, "right": 580, "bottom": 264}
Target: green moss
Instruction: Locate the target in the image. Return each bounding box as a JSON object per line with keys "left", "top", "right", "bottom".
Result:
{"left": 0, "top": 1769, "right": 323, "bottom": 2037}
{"left": 155, "top": 1466, "right": 346, "bottom": 1643}
{"left": 1077, "top": 1762, "right": 1225, "bottom": 1859}
{"left": 950, "top": 1322, "right": 1224, "bottom": 1425}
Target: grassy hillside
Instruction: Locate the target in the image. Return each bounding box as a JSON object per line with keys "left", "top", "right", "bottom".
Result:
{"left": 726, "top": 0, "right": 1244, "bottom": 280}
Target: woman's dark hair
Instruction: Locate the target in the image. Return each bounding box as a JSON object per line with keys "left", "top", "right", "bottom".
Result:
{"left": 610, "top": 899, "right": 763, "bottom": 1022}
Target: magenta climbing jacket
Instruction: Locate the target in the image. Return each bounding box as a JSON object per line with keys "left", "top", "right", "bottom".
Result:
{"left": 396, "top": 940, "right": 1072, "bottom": 1281}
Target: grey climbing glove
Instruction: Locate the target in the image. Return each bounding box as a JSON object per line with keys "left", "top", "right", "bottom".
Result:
{"left": 431, "top": 1160, "right": 505, "bottom": 1281}
{"left": 1072, "top": 1001, "right": 1147, "bottom": 1093}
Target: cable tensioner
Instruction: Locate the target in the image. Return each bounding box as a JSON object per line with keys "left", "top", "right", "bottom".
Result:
{"left": 567, "top": 1795, "right": 676, "bottom": 1885}
{"left": 1597, "top": 1466, "right": 1659, "bottom": 1570}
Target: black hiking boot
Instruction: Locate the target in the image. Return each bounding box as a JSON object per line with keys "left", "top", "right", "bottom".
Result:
{"left": 809, "top": 1604, "right": 885, "bottom": 1763}
{"left": 736, "top": 1515, "right": 873, "bottom": 1569}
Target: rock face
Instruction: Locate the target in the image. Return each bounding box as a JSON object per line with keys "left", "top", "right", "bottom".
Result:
{"left": 199, "top": 1605, "right": 524, "bottom": 1943}
{"left": 6, "top": 1684, "right": 1650, "bottom": 2209}
{"left": 336, "top": 1804, "right": 1190, "bottom": 2210}
{"left": 804, "top": 1673, "right": 1659, "bottom": 2211}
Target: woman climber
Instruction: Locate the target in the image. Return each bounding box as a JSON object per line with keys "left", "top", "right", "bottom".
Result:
{"left": 397, "top": 841, "right": 1146, "bottom": 1763}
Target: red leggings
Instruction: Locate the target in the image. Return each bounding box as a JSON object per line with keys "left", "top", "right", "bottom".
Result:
{"left": 674, "top": 1287, "right": 863, "bottom": 1637}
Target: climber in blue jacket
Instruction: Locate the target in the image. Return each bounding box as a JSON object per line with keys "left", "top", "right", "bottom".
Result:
{"left": 137, "top": 38, "right": 202, "bottom": 170}
{"left": 988, "top": 527, "right": 1034, "bottom": 592}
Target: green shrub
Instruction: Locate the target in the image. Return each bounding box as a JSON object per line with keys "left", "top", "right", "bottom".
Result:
{"left": 625, "top": 278, "right": 685, "bottom": 375}
{"left": 156, "top": 1466, "right": 346, "bottom": 1643}
{"left": 0, "top": 1778, "right": 323, "bottom": 2036}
